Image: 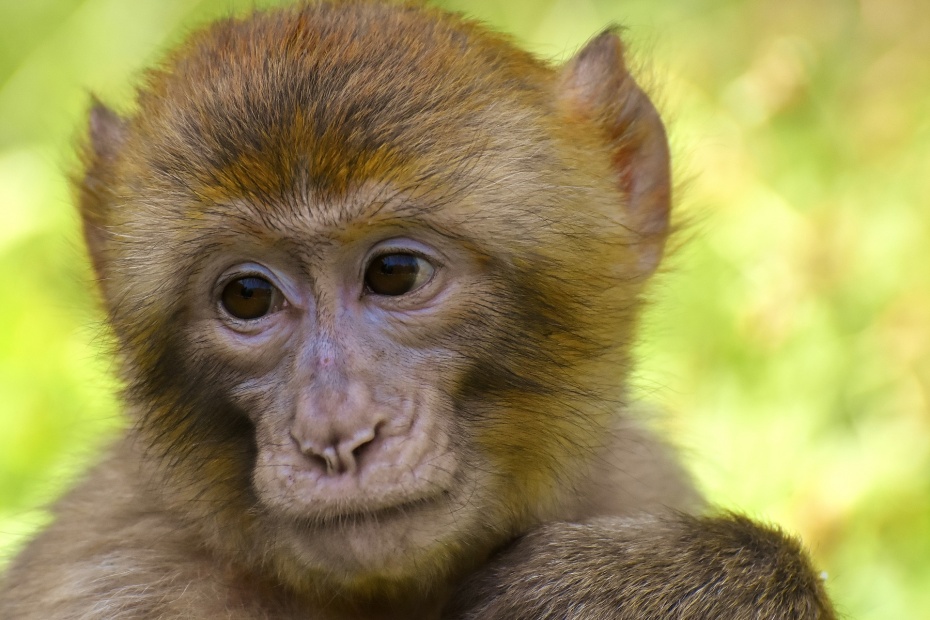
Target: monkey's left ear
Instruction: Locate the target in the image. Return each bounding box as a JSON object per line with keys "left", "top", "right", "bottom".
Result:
{"left": 79, "top": 98, "right": 128, "bottom": 288}
{"left": 558, "top": 31, "right": 671, "bottom": 276}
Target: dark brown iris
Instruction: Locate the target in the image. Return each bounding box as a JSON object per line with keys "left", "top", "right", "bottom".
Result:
{"left": 365, "top": 253, "right": 431, "bottom": 296}
{"left": 221, "top": 276, "right": 277, "bottom": 319}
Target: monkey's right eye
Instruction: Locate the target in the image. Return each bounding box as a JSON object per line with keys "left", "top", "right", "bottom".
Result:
{"left": 220, "top": 276, "right": 284, "bottom": 320}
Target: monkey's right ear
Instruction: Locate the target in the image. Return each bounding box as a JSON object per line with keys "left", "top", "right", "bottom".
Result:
{"left": 80, "top": 98, "right": 128, "bottom": 284}
{"left": 557, "top": 31, "right": 671, "bottom": 277}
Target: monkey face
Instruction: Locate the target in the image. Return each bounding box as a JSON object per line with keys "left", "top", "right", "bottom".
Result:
{"left": 114, "top": 173, "right": 619, "bottom": 584}
{"left": 180, "top": 203, "right": 495, "bottom": 576}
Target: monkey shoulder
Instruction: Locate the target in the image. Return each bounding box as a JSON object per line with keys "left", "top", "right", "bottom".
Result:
{"left": 0, "top": 443, "right": 303, "bottom": 619}
{"left": 445, "top": 514, "right": 836, "bottom": 620}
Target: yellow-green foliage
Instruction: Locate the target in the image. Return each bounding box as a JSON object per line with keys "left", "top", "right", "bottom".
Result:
{"left": 0, "top": 1, "right": 926, "bottom": 617}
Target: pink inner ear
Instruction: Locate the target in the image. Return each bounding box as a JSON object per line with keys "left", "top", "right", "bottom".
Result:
{"left": 557, "top": 35, "right": 622, "bottom": 120}
{"left": 88, "top": 100, "right": 128, "bottom": 162}
{"left": 558, "top": 31, "right": 671, "bottom": 273}
{"left": 80, "top": 100, "right": 129, "bottom": 292}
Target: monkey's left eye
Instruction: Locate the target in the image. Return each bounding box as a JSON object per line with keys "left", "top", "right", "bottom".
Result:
{"left": 365, "top": 253, "right": 435, "bottom": 296}
{"left": 221, "top": 276, "right": 285, "bottom": 320}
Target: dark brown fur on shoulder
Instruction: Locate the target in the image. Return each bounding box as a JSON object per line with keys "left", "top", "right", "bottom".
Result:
{"left": 445, "top": 514, "right": 836, "bottom": 619}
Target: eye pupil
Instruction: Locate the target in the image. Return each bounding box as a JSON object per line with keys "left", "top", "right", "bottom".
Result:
{"left": 221, "top": 276, "right": 276, "bottom": 319}
{"left": 365, "top": 254, "right": 432, "bottom": 296}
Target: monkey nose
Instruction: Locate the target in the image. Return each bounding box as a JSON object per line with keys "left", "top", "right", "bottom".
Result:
{"left": 291, "top": 426, "right": 378, "bottom": 476}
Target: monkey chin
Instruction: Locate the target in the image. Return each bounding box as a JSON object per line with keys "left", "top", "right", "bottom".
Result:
{"left": 265, "top": 488, "right": 487, "bottom": 595}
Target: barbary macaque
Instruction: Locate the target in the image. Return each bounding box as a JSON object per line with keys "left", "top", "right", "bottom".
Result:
{"left": 0, "top": 2, "right": 835, "bottom": 619}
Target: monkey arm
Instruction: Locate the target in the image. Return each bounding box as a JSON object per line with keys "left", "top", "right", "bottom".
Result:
{"left": 443, "top": 514, "right": 836, "bottom": 620}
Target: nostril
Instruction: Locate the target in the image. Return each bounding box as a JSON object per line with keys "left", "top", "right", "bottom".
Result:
{"left": 337, "top": 426, "right": 378, "bottom": 475}
{"left": 304, "top": 452, "right": 330, "bottom": 473}
{"left": 350, "top": 428, "right": 379, "bottom": 463}
{"left": 291, "top": 433, "right": 334, "bottom": 472}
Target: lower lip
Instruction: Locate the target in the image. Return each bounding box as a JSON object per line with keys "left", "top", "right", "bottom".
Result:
{"left": 297, "top": 494, "right": 446, "bottom": 528}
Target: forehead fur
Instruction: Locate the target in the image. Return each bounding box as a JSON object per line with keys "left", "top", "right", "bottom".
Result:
{"left": 124, "top": 2, "right": 562, "bottom": 208}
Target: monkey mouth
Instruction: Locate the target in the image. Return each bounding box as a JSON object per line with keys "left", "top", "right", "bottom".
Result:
{"left": 254, "top": 438, "right": 462, "bottom": 525}
{"left": 298, "top": 492, "right": 450, "bottom": 528}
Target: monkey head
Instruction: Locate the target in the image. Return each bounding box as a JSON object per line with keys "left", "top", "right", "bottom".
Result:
{"left": 77, "top": 3, "right": 670, "bottom": 599}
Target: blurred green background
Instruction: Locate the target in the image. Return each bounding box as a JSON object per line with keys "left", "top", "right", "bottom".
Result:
{"left": 0, "top": 0, "right": 927, "bottom": 617}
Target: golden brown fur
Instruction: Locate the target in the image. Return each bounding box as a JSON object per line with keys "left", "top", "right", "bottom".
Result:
{"left": 0, "top": 3, "right": 834, "bottom": 619}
